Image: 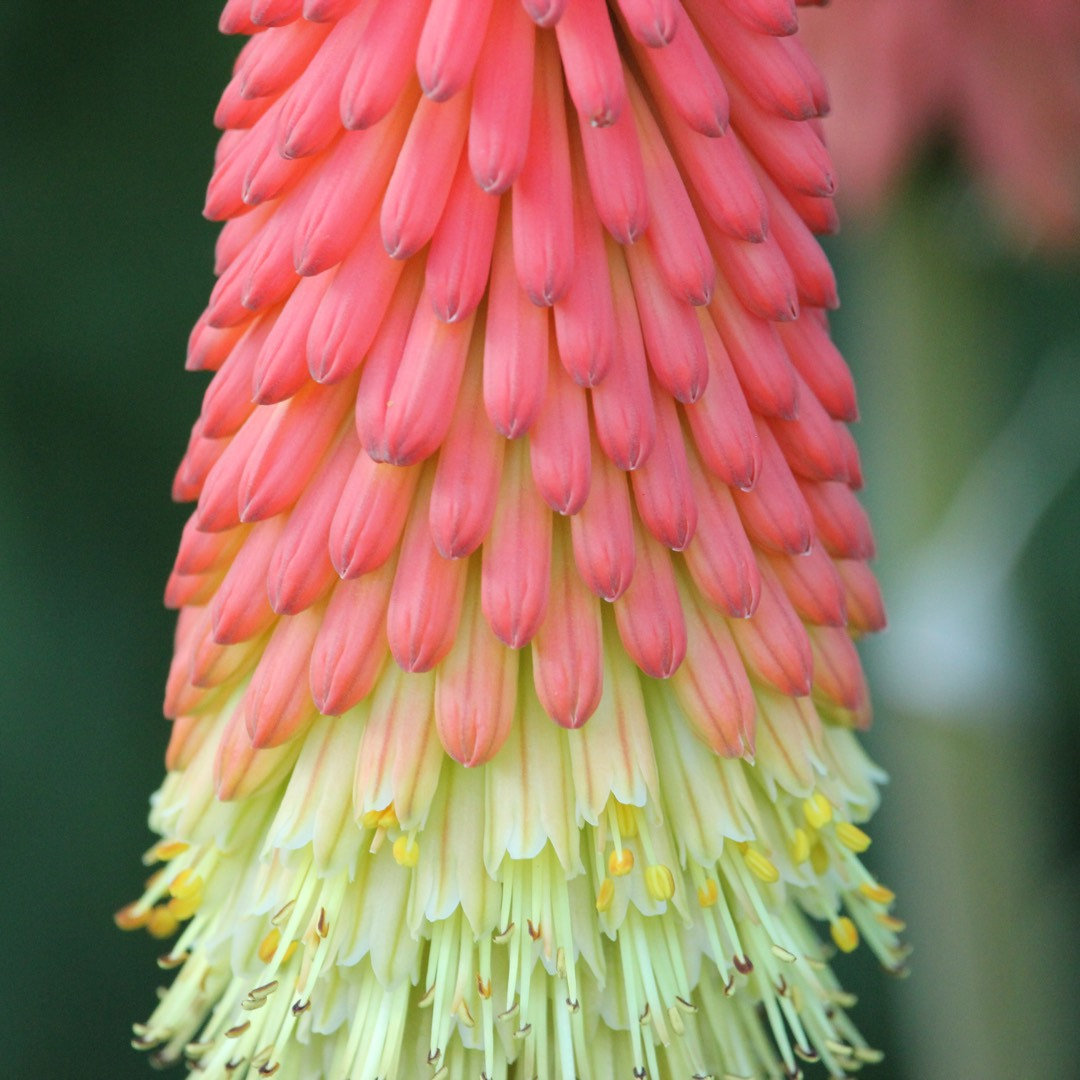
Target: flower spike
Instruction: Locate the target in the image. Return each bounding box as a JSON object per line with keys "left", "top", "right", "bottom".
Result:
{"left": 124, "top": 2, "right": 904, "bottom": 1077}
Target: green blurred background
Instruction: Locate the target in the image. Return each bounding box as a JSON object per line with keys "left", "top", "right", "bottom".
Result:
{"left": 1, "top": 3, "right": 1078, "bottom": 1077}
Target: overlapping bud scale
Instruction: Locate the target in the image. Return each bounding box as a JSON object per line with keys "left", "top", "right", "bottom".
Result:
{"left": 122, "top": 1, "right": 906, "bottom": 1076}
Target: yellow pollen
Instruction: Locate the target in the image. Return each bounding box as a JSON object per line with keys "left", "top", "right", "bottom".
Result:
{"left": 146, "top": 905, "right": 179, "bottom": 940}
{"left": 810, "top": 840, "right": 830, "bottom": 875}
{"left": 608, "top": 848, "right": 635, "bottom": 877}
{"left": 378, "top": 805, "right": 399, "bottom": 830}
{"left": 743, "top": 848, "right": 780, "bottom": 884}
{"left": 858, "top": 882, "right": 896, "bottom": 904}
{"left": 831, "top": 916, "right": 860, "bottom": 953}
{"left": 392, "top": 835, "right": 420, "bottom": 868}
{"left": 789, "top": 828, "right": 811, "bottom": 865}
{"left": 803, "top": 793, "right": 833, "bottom": 830}
{"left": 644, "top": 864, "right": 676, "bottom": 902}
{"left": 697, "top": 878, "right": 719, "bottom": 907}
{"left": 835, "top": 822, "right": 872, "bottom": 853}
{"left": 613, "top": 801, "right": 639, "bottom": 839}
{"left": 596, "top": 878, "right": 615, "bottom": 913}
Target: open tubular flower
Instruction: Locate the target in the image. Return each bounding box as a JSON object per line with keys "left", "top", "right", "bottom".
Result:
{"left": 120, "top": 1, "right": 905, "bottom": 1077}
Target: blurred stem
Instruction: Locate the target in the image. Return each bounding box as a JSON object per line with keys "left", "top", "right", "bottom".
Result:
{"left": 833, "top": 188, "right": 1080, "bottom": 1079}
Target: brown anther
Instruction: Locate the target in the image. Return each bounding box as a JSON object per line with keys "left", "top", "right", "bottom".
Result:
{"left": 258, "top": 1064, "right": 280, "bottom": 1077}
{"left": 513, "top": 1024, "right": 532, "bottom": 1040}
{"left": 240, "top": 996, "right": 267, "bottom": 1012}
{"left": 291, "top": 999, "right": 311, "bottom": 1016}
{"left": 733, "top": 954, "right": 754, "bottom": 974}
{"left": 184, "top": 1040, "right": 214, "bottom": 1059}
{"left": 156, "top": 952, "right": 188, "bottom": 970}
{"left": 492, "top": 922, "right": 515, "bottom": 944}
{"left": 639, "top": 1003, "right": 652, "bottom": 1026}
{"left": 427, "top": 1048, "right": 442, "bottom": 1065}
{"left": 476, "top": 974, "right": 492, "bottom": 999}
{"left": 456, "top": 1000, "right": 475, "bottom": 1027}
{"left": 225, "top": 1059, "right": 246, "bottom": 1074}
{"left": 131, "top": 1035, "right": 161, "bottom": 1052}
{"left": 794, "top": 1045, "right": 819, "bottom": 1063}
{"left": 316, "top": 908, "right": 329, "bottom": 938}
{"left": 270, "top": 900, "right": 295, "bottom": 927}
{"left": 251, "top": 1045, "right": 273, "bottom": 1067}
{"left": 526, "top": 918, "right": 542, "bottom": 940}
{"left": 634, "top": 1067, "right": 647, "bottom": 1078}
{"left": 250, "top": 981, "right": 279, "bottom": 1000}
{"left": 675, "top": 996, "right": 698, "bottom": 1014}
{"left": 418, "top": 984, "right": 436, "bottom": 1008}
{"left": 497, "top": 1003, "right": 519, "bottom": 1022}
{"left": 566, "top": 997, "right": 580, "bottom": 1013}
{"left": 775, "top": 975, "right": 789, "bottom": 997}
{"left": 225, "top": 1021, "right": 251, "bottom": 1039}
{"left": 722, "top": 974, "right": 736, "bottom": 997}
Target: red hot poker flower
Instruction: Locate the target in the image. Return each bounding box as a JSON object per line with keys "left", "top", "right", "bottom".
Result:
{"left": 119, "top": 2, "right": 904, "bottom": 1078}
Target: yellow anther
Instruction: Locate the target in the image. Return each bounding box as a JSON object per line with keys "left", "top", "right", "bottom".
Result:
{"left": 169, "top": 869, "right": 203, "bottom": 900}
{"left": 392, "top": 835, "right": 420, "bottom": 868}
{"left": 789, "top": 828, "right": 811, "bottom": 865}
{"left": 734, "top": 840, "right": 750, "bottom": 854}
{"left": 697, "top": 878, "right": 720, "bottom": 908}
{"left": 167, "top": 891, "right": 202, "bottom": 922}
{"left": 810, "top": 840, "right": 830, "bottom": 875}
{"left": 835, "top": 822, "right": 872, "bottom": 853}
{"left": 644, "top": 865, "right": 676, "bottom": 903}
{"left": 362, "top": 803, "right": 396, "bottom": 829}
{"left": 257, "top": 928, "right": 298, "bottom": 965}
{"left": 803, "top": 793, "right": 833, "bottom": 830}
{"left": 608, "top": 848, "right": 635, "bottom": 877}
{"left": 596, "top": 878, "right": 615, "bottom": 913}
{"left": 258, "top": 928, "right": 282, "bottom": 965}
{"left": 743, "top": 848, "right": 780, "bottom": 884}
{"left": 114, "top": 903, "right": 151, "bottom": 932}
{"left": 151, "top": 840, "right": 190, "bottom": 863}
{"left": 858, "top": 882, "right": 896, "bottom": 905}
{"left": 613, "top": 801, "right": 639, "bottom": 839}
{"left": 831, "top": 916, "right": 860, "bottom": 954}
{"left": 877, "top": 914, "right": 907, "bottom": 933}
{"left": 146, "top": 905, "right": 179, "bottom": 940}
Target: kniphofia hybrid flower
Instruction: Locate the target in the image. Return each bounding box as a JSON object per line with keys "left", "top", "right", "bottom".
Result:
{"left": 119, "top": 1, "right": 904, "bottom": 1077}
